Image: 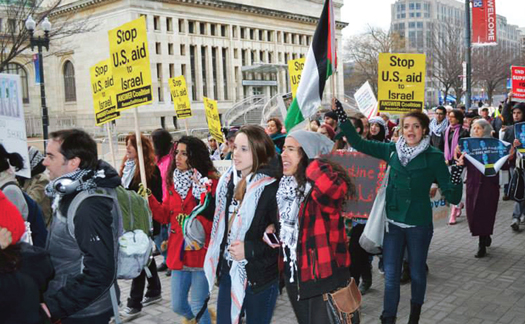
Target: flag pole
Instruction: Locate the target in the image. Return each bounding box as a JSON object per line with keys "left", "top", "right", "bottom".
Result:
{"left": 133, "top": 107, "right": 148, "bottom": 191}
{"left": 106, "top": 123, "right": 117, "bottom": 168}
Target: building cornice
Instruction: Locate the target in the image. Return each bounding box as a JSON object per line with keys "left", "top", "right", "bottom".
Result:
{"left": 51, "top": 0, "right": 348, "bottom": 29}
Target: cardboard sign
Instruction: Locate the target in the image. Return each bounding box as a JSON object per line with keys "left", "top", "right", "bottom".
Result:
{"left": 108, "top": 16, "right": 153, "bottom": 111}
{"left": 430, "top": 190, "right": 450, "bottom": 222}
{"left": 323, "top": 152, "right": 387, "bottom": 219}
{"left": 288, "top": 57, "right": 305, "bottom": 99}
{"left": 354, "top": 81, "right": 378, "bottom": 119}
{"left": 472, "top": 0, "right": 497, "bottom": 45}
{"left": 90, "top": 59, "right": 120, "bottom": 126}
{"left": 169, "top": 76, "right": 192, "bottom": 119}
{"left": 0, "top": 74, "right": 29, "bottom": 178}
{"left": 378, "top": 53, "right": 426, "bottom": 113}
{"left": 459, "top": 138, "right": 510, "bottom": 176}
{"left": 511, "top": 66, "right": 525, "bottom": 103}
{"left": 203, "top": 97, "right": 224, "bottom": 143}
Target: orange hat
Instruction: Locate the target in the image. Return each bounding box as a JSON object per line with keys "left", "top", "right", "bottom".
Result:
{"left": 0, "top": 191, "right": 26, "bottom": 245}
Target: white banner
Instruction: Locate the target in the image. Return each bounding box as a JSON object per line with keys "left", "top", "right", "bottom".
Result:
{"left": 354, "top": 81, "right": 378, "bottom": 119}
{"left": 0, "top": 73, "right": 29, "bottom": 178}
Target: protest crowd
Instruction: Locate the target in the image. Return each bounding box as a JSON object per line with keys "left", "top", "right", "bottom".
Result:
{"left": 2, "top": 1, "right": 525, "bottom": 324}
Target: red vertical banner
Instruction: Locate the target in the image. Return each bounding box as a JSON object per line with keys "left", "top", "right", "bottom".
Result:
{"left": 472, "top": 0, "right": 497, "bottom": 45}
{"left": 512, "top": 66, "right": 525, "bottom": 103}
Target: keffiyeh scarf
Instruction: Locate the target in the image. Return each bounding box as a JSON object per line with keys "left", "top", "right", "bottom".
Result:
{"left": 276, "top": 176, "right": 311, "bottom": 283}
{"left": 173, "top": 168, "right": 210, "bottom": 201}
{"left": 395, "top": 135, "right": 431, "bottom": 166}
{"left": 429, "top": 118, "right": 449, "bottom": 137}
{"left": 121, "top": 159, "right": 136, "bottom": 189}
{"left": 204, "top": 166, "right": 276, "bottom": 324}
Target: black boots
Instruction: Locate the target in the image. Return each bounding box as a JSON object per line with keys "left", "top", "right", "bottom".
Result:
{"left": 380, "top": 315, "right": 396, "bottom": 324}
{"left": 407, "top": 303, "right": 422, "bottom": 324}
{"left": 475, "top": 236, "right": 490, "bottom": 258}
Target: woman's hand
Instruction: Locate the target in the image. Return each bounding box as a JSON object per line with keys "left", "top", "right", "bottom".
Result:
{"left": 0, "top": 227, "right": 12, "bottom": 249}
{"left": 229, "top": 240, "right": 245, "bottom": 261}
{"left": 455, "top": 153, "right": 466, "bottom": 166}
{"left": 514, "top": 139, "right": 522, "bottom": 148}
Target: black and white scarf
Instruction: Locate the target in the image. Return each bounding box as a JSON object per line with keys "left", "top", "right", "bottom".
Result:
{"left": 429, "top": 118, "right": 449, "bottom": 137}
{"left": 276, "top": 175, "right": 311, "bottom": 282}
{"left": 172, "top": 169, "right": 210, "bottom": 200}
{"left": 45, "top": 168, "right": 99, "bottom": 211}
{"left": 121, "top": 159, "right": 136, "bottom": 189}
{"left": 395, "top": 135, "right": 431, "bottom": 166}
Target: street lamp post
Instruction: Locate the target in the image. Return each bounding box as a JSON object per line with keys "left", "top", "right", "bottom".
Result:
{"left": 25, "top": 15, "right": 51, "bottom": 147}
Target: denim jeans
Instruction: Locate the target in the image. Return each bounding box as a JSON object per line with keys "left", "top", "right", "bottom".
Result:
{"left": 216, "top": 271, "right": 278, "bottom": 324}
{"left": 154, "top": 224, "right": 169, "bottom": 262}
{"left": 170, "top": 270, "right": 210, "bottom": 324}
{"left": 382, "top": 223, "right": 433, "bottom": 318}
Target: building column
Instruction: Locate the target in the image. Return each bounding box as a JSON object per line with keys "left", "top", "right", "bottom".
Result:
{"left": 195, "top": 44, "right": 203, "bottom": 101}
{"left": 206, "top": 46, "right": 214, "bottom": 99}
{"left": 217, "top": 47, "right": 225, "bottom": 101}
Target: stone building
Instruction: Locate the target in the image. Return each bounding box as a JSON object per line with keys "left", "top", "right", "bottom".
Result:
{"left": 15, "top": 0, "right": 346, "bottom": 136}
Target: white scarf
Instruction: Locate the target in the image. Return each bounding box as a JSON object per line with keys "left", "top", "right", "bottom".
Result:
{"left": 395, "top": 135, "right": 431, "bottom": 166}
{"left": 121, "top": 159, "right": 136, "bottom": 189}
{"left": 276, "top": 176, "right": 311, "bottom": 283}
{"left": 204, "top": 166, "right": 276, "bottom": 324}
{"left": 172, "top": 168, "right": 210, "bottom": 201}
{"left": 429, "top": 118, "right": 449, "bottom": 137}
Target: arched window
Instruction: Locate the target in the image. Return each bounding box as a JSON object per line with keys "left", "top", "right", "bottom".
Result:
{"left": 63, "top": 61, "right": 76, "bottom": 102}
{"left": 2, "top": 63, "right": 29, "bottom": 103}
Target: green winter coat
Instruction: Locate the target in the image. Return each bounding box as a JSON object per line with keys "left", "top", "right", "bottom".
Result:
{"left": 341, "top": 120, "right": 462, "bottom": 226}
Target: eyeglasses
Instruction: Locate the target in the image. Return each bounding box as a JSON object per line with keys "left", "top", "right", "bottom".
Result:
{"left": 436, "top": 113, "right": 445, "bottom": 116}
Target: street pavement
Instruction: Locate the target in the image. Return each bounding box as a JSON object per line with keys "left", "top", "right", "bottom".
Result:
{"left": 118, "top": 197, "right": 525, "bottom": 324}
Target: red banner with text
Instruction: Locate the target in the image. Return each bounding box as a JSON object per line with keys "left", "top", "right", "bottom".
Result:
{"left": 472, "top": 0, "right": 497, "bottom": 45}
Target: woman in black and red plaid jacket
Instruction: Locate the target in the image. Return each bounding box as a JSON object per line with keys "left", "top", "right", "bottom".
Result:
{"left": 271, "top": 130, "right": 355, "bottom": 324}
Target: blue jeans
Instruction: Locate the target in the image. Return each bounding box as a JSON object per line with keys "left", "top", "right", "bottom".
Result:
{"left": 170, "top": 270, "right": 211, "bottom": 324}
{"left": 216, "top": 271, "right": 278, "bottom": 324}
{"left": 154, "top": 224, "right": 169, "bottom": 262}
{"left": 382, "top": 223, "right": 433, "bottom": 318}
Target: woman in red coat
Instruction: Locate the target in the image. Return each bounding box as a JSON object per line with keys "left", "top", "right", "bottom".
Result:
{"left": 149, "top": 136, "right": 219, "bottom": 324}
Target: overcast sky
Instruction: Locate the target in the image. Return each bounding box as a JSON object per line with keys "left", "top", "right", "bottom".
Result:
{"left": 341, "top": 0, "right": 525, "bottom": 37}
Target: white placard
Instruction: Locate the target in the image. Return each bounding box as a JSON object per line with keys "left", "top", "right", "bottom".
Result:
{"left": 0, "top": 73, "right": 29, "bottom": 178}
{"left": 213, "top": 160, "right": 232, "bottom": 176}
{"left": 354, "top": 81, "right": 378, "bottom": 119}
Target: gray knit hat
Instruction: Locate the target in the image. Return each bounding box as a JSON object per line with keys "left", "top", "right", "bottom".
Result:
{"left": 288, "top": 130, "right": 334, "bottom": 159}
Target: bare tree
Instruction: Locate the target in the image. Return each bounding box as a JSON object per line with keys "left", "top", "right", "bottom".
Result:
{"left": 472, "top": 44, "right": 521, "bottom": 105}
{"left": 343, "top": 26, "right": 405, "bottom": 97}
{"left": 427, "top": 22, "right": 464, "bottom": 105}
{"left": 0, "top": 0, "right": 95, "bottom": 71}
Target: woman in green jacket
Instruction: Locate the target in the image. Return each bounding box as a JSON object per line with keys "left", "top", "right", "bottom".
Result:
{"left": 332, "top": 101, "right": 463, "bottom": 324}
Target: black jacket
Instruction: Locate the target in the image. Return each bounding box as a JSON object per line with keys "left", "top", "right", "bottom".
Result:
{"left": 45, "top": 160, "right": 121, "bottom": 320}
{"left": 218, "top": 165, "right": 280, "bottom": 293}
{"left": 0, "top": 243, "right": 54, "bottom": 324}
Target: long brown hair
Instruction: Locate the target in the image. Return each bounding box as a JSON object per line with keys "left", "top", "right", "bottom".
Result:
{"left": 119, "top": 133, "right": 158, "bottom": 187}
{"left": 234, "top": 125, "right": 275, "bottom": 202}
{"left": 166, "top": 136, "right": 219, "bottom": 188}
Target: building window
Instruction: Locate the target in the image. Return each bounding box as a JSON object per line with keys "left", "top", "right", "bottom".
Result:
{"left": 153, "top": 16, "right": 160, "bottom": 31}
{"left": 157, "top": 87, "right": 164, "bottom": 102}
{"left": 268, "top": 31, "right": 274, "bottom": 42}
{"left": 178, "top": 19, "right": 185, "bottom": 33}
{"left": 234, "top": 48, "right": 238, "bottom": 59}
{"left": 167, "top": 17, "right": 173, "bottom": 32}
{"left": 63, "top": 61, "right": 76, "bottom": 102}
{"left": 240, "top": 27, "right": 246, "bottom": 39}
{"left": 222, "top": 48, "right": 228, "bottom": 100}
{"left": 233, "top": 26, "right": 238, "bottom": 38}
{"left": 212, "top": 47, "right": 218, "bottom": 99}
{"left": 201, "top": 46, "right": 207, "bottom": 97}
{"left": 180, "top": 44, "right": 186, "bottom": 56}
{"left": 242, "top": 50, "right": 246, "bottom": 66}
{"left": 156, "top": 63, "right": 162, "bottom": 81}
{"left": 168, "top": 43, "right": 174, "bottom": 55}
{"left": 259, "top": 30, "right": 263, "bottom": 41}
{"left": 190, "top": 45, "right": 197, "bottom": 100}
{"left": 200, "top": 22, "right": 206, "bottom": 35}
{"left": 155, "top": 42, "right": 161, "bottom": 55}
{"left": 250, "top": 29, "right": 254, "bottom": 40}
{"left": 189, "top": 21, "right": 195, "bottom": 34}
{"left": 211, "top": 24, "right": 217, "bottom": 36}
{"left": 221, "top": 25, "right": 227, "bottom": 37}
{"left": 169, "top": 63, "right": 175, "bottom": 78}
{"left": 2, "top": 63, "right": 29, "bottom": 103}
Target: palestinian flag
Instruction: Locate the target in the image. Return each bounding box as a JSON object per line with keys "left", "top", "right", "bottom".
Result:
{"left": 284, "top": 0, "right": 337, "bottom": 131}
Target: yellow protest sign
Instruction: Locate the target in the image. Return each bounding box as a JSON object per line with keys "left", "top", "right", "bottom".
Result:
{"left": 108, "top": 16, "right": 152, "bottom": 111}
{"left": 288, "top": 57, "right": 305, "bottom": 98}
{"left": 90, "top": 59, "right": 120, "bottom": 126}
{"left": 378, "top": 53, "right": 425, "bottom": 113}
{"left": 169, "top": 76, "right": 192, "bottom": 119}
{"left": 203, "top": 97, "right": 224, "bottom": 143}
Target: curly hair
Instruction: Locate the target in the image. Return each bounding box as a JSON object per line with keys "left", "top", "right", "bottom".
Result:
{"left": 166, "top": 136, "right": 218, "bottom": 188}
{"left": 119, "top": 133, "right": 158, "bottom": 187}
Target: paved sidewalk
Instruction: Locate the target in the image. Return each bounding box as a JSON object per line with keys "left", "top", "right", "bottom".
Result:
{"left": 118, "top": 198, "right": 525, "bottom": 324}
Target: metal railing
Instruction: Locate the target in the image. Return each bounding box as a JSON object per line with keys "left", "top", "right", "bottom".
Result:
{"left": 261, "top": 92, "right": 290, "bottom": 125}
{"left": 223, "top": 94, "right": 268, "bottom": 127}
